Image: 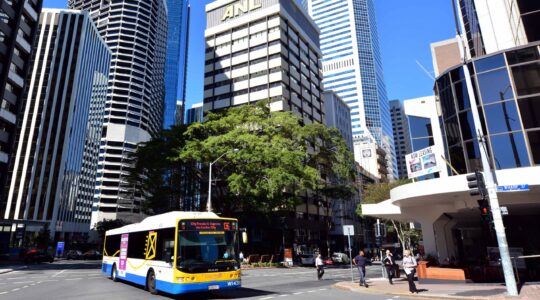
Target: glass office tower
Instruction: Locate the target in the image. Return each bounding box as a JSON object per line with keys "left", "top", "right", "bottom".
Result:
{"left": 307, "top": 0, "right": 396, "bottom": 179}
{"left": 164, "top": 0, "right": 190, "bottom": 128}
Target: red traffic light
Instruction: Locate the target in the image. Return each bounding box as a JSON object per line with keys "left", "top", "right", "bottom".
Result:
{"left": 481, "top": 207, "right": 489, "bottom": 215}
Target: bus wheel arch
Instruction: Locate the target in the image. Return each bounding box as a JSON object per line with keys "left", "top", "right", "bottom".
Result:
{"left": 111, "top": 263, "right": 118, "bottom": 282}
{"left": 146, "top": 268, "right": 158, "bottom": 295}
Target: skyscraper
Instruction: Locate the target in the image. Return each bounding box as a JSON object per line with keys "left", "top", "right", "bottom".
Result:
{"left": 389, "top": 100, "right": 411, "bottom": 179}
{"left": 164, "top": 0, "right": 190, "bottom": 128}
{"left": 69, "top": 0, "right": 168, "bottom": 225}
{"left": 0, "top": 0, "right": 43, "bottom": 213}
{"left": 307, "top": 0, "right": 396, "bottom": 179}
{"left": 324, "top": 91, "right": 353, "bottom": 151}
{"left": 2, "top": 9, "right": 110, "bottom": 240}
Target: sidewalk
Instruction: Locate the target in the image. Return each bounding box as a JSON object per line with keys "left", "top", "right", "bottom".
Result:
{"left": 335, "top": 278, "right": 540, "bottom": 300}
{"left": 0, "top": 264, "right": 27, "bottom": 274}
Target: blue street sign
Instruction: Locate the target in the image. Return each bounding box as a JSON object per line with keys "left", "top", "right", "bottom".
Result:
{"left": 497, "top": 184, "right": 529, "bottom": 192}
{"left": 56, "top": 241, "right": 65, "bottom": 257}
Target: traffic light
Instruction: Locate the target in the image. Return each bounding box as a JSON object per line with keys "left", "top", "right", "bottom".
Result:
{"left": 477, "top": 199, "right": 491, "bottom": 223}
{"left": 466, "top": 170, "right": 487, "bottom": 197}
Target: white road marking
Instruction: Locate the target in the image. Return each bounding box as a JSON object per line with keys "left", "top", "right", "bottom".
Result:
{"left": 11, "top": 288, "right": 19, "bottom": 292}
{"left": 293, "top": 292, "right": 303, "bottom": 295}
{"left": 260, "top": 297, "right": 274, "bottom": 300}
{"left": 12, "top": 281, "right": 34, "bottom": 284}
{"left": 23, "top": 286, "right": 28, "bottom": 288}
{"left": 0, "top": 292, "right": 8, "bottom": 295}
{"left": 278, "top": 295, "right": 288, "bottom": 298}
{"left": 65, "top": 278, "right": 82, "bottom": 281}
{"left": 52, "top": 269, "right": 66, "bottom": 277}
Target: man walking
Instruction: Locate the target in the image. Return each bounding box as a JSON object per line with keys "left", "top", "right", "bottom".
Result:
{"left": 383, "top": 250, "right": 395, "bottom": 284}
{"left": 315, "top": 254, "right": 324, "bottom": 280}
{"left": 353, "top": 250, "right": 371, "bottom": 287}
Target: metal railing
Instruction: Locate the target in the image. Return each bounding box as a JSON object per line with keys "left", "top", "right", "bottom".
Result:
{"left": 510, "top": 254, "right": 540, "bottom": 284}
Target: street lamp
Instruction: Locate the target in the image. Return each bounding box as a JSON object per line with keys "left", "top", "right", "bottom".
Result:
{"left": 207, "top": 148, "right": 239, "bottom": 212}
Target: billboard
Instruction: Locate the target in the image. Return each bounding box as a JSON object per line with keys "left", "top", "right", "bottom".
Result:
{"left": 406, "top": 146, "right": 442, "bottom": 179}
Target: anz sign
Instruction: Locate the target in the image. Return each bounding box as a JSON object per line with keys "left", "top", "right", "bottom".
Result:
{"left": 221, "top": 0, "right": 263, "bottom": 21}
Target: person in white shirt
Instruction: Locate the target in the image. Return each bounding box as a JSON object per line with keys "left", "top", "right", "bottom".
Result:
{"left": 402, "top": 250, "right": 419, "bottom": 293}
{"left": 315, "top": 254, "right": 324, "bottom": 280}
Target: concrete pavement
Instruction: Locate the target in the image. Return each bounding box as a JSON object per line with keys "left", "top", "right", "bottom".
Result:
{"left": 336, "top": 277, "right": 540, "bottom": 300}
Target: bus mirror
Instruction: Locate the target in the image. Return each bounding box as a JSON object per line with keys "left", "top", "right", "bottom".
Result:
{"left": 242, "top": 232, "right": 248, "bottom": 244}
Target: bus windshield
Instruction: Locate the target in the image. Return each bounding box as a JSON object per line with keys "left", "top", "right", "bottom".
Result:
{"left": 177, "top": 219, "right": 239, "bottom": 273}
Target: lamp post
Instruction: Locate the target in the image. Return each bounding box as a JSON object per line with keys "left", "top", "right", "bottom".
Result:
{"left": 207, "top": 149, "right": 238, "bottom": 212}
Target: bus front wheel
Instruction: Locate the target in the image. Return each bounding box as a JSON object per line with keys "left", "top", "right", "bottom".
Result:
{"left": 146, "top": 269, "right": 158, "bottom": 295}
{"left": 111, "top": 264, "right": 118, "bottom": 282}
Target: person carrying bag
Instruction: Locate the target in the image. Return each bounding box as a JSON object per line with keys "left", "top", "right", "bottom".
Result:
{"left": 402, "top": 250, "right": 419, "bottom": 294}
{"left": 383, "top": 250, "right": 396, "bottom": 284}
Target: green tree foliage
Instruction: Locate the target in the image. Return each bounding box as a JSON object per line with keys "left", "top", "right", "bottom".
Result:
{"left": 34, "top": 223, "right": 52, "bottom": 249}
{"left": 95, "top": 219, "right": 129, "bottom": 241}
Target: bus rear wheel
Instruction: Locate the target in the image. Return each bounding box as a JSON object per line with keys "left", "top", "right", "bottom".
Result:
{"left": 146, "top": 269, "right": 158, "bottom": 295}
{"left": 111, "top": 264, "right": 118, "bottom": 282}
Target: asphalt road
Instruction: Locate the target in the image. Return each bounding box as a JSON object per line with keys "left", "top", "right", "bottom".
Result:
{"left": 0, "top": 260, "right": 412, "bottom": 300}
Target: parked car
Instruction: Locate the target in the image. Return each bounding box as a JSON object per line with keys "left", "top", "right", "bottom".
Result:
{"left": 23, "top": 249, "right": 54, "bottom": 264}
{"left": 65, "top": 250, "right": 83, "bottom": 260}
{"left": 331, "top": 252, "right": 350, "bottom": 264}
{"left": 82, "top": 250, "right": 102, "bottom": 260}
{"left": 300, "top": 254, "right": 316, "bottom": 266}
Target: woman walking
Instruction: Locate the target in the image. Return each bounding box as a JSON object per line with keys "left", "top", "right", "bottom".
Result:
{"left": 402, "top": 250, "right": 418, "bottom": 293}
{"left": 382, "top": 250, "right": 395, "bottom": 284}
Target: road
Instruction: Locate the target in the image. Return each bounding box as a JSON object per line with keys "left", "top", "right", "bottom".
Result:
{"left": 0, "top": 260, "right": 412, "bottom": 300}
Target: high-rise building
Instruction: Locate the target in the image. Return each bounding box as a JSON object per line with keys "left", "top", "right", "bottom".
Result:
{"left": 2, "top": 9, "right": 110, "bottom": 241}
{"left": 69, "top": 0, "right": 168, "bottom": 225}
{"left": 430, "top": 38, "right": 462, "bottom": 77}
{"left": 204, "top": 0, "right": 324, "bottom": 125}
{"left": 456, "top": 0, "right": 540, "bottom": 59}
{"left": 185, "top": 102, "right": 203, "bottom": 125}
{"left": 389, "top": 100, "right": 411, "bottom": 179}
{"left": 175, "top": 100, "right": 184, "bottom": 126}
{"left": 0, "top": 0, "right": 42, "bottom": 215}
{"left": 164, "top": 0, "right": 190, "bottom": 129}
{"left": 323, "top": 91, "right": 353, "bottom": 151}
{"left": 307, "top": 0, "right": 396, "bottom": 179}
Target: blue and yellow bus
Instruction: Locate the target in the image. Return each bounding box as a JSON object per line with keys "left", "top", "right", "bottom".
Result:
{"left": 101, "top": 211, "right": 242, "bottom": 295}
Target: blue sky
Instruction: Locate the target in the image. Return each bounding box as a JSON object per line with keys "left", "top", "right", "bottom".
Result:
{"left": 43, "top": 0, "right": 456, "bottom": 109}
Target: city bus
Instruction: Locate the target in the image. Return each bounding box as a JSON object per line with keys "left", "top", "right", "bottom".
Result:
{"left": 101, "top": 211, "right": 242, "bottom": 295}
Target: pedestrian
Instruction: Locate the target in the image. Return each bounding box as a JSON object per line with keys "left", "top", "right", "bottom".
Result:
{"left": 239, "top": 251, "right": 244, "bottom": 263}
{"left": 403, "top": 249, "right": 419, "bottom": 294}
{"left": 353, "top": 250, "right": 371, "bottom": 287}
{"left": 315, "top": 254, "right": 324, "bottom": 280}
{"left": 383, "top": 250, "right": 395, "bottom": 285}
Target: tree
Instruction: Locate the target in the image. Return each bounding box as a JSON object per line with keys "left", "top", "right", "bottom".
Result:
{"left": 34, "top": 223, "right": 52, "bottom": 249}
{"left": 179, "top": 101, "right": 355, "bottom": 215}
{"left": 356, "top": 179, "right": 420, "bottom": 252}
{"left": 95, "top": 219, "right": 129, "bottom": 242}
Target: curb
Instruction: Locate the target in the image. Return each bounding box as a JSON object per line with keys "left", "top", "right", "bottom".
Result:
{"left": 0, "top": 265, "right": 28, "bottom": 274}
{"left": 333, "top": 282, "right": 502, "bottom": 300}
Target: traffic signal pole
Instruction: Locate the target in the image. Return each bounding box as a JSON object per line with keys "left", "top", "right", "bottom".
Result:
{"left": 462, "top": 64, "right": 518, "bottom": 296}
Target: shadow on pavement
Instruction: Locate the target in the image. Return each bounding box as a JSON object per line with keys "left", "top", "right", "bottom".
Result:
{"left": 453, "top": 288, "right": 507, "bottom": 297}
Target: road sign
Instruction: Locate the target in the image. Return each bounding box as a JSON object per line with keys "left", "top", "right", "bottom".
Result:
{"left": 343, "top": 225, "right": 354, "bottom": 236}
{"left": 500, "top": 206, "right": 509, "bottom": 215}
{"left": 56, "top": 242, "right": 65, "bottom": 257}
{"left": 497, "top": 185, "right": 529, "bottom": 192}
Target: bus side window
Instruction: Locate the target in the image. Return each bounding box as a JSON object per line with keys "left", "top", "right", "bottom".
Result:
{"left": 163, "top": 240, "right": 174, "bottom": 263}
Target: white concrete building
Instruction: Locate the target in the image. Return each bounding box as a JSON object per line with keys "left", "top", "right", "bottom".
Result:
{"left": 204, "top": 0, "right": 324, "bottom": 124}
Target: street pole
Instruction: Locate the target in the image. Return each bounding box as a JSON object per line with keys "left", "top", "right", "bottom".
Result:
{"left": 207, "top": 149, "right": 238, "bottom": 213}
{"left": 450, "top": 0, "right": 518, "bottom": 294}
{"left": 347, "top": 232, "right": 353, "bottom": 282}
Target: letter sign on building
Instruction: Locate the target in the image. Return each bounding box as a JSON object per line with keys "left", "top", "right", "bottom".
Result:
{"left": 222, "top": 0, "right": 263, "bottom": 21}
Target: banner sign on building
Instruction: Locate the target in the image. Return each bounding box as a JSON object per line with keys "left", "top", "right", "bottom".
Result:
{"left": 406, "top": 146, "right": 442, "bottom": 179}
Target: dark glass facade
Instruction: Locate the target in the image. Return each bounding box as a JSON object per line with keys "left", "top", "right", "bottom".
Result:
{"left": 435, "top": 44, "right": 540, "bottom": 173}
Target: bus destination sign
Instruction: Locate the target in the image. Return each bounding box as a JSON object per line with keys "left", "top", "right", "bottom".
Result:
{"left": 182, "top": 220, "right": 236, "bottom": 231}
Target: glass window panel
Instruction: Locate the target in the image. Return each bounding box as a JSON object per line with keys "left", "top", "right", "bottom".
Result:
{"left": 464, "top": 140, "right": 483, "bottom": 172}
{"left": 527, "top": 130, "right": 540, "bottom": 165}
{"left": 408, "top": 116, "right": 432, "bottom": 139}
{"left": 484, "top": 101, "right": 522, "bottom": 134}
{"left": 511, "top": 62, "right": 540, "bottom": 96}
{"left": 522, "top": 12, "right": 540, "bottom": 42}
{"left": 489, "top": 132, "right": 530, "bottom": 169}
{"left": 449, "top": 144, "right": 467, "bottom": 174}
{"left": 440, "top": 87, "right": 456, "bottom": 118}
{"left": 518, "top": 96, "right": 540, "bottom": 129}
{"left": 412, "top": 137, "right": 433, "bottom": 152}
{"left": 459, "top": 110, "right": 477, "bottom": 141}
{"left": 453, "top": 81, "right": 471, "bottom": 111}
{"left": 451, "top": 67, "right": 465, "bottom": 83}
{"left": 445, "top": 116, "right": 461, "bottom": 146}
{"left": 476, "top": 69, "right": 513, "bottom": 104}
{"left": 436, "top": 74, "right": 451, "bottom": 95}
{"left": 516, "top": 0, "right": 540, "bottom": 13}
{"left": 506, "top": 47, "right": 540, "bottom": 65}
{"left": 474, "top": 54, "right": 506, "bottom": 73}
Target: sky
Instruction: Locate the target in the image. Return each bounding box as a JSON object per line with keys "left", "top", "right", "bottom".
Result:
{"left": 43, "top": 0, "right": 457, "bottom": 109}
